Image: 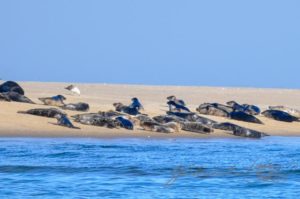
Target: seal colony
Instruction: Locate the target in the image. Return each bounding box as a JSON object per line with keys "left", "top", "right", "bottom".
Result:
{"left": 1, "top": 80, "right": 300, "bottom": 139}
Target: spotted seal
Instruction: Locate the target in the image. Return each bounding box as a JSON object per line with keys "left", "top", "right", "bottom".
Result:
{"left": 54, "top": 114, "right": 80, "bottom": 129}
{"left": 196, "top": 103, "right": 232, "bottom": 117}
{"left": 213, "top": 122, "right": 268, "bottom": 138}
{"left": 268, "top": 106, "right": 300, "bottom": 119}
{"left": 18, "top": 108, "right": 66, "bottom": 118}
{"left": 62, "top": 102, "right": 89, "bottom": 112}
{"left": 262, "top": 110, "right": 298, "bottom": 122}
{"left": 39, "top": 95, "right": 66, "bottom": 106}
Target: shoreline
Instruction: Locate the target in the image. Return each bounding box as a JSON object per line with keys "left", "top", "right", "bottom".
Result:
{"left": 1, "top": 81, "right": 300, "bottom": 138}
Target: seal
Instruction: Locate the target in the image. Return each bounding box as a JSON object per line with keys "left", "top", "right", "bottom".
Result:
{"left": 166, "top": 96, "right": 186, "bottom": 106}
{"left": 113, "top": 102, "right": 140, "bottom": 115}
{"left": 230, "top": 111, "right": 263, "bottom": 124}
{"left": 0, "top": 91, "right": 35, "bottom": 104}
{"left": 115, "top": 116, "right": 134, "bottom": 130}
{"left": 213, "top": 122, "right": 268, "bottom": 138}
{"left": 181, "top": 122, "right": 213, "bottom": 134}
{"left": 167, "top": 101, "right": 190, "bottom": 112}
{"left": 196, "top": 103, "right": 232, "bottom": 117}
{"left": 54, "top": 114, "right": 80, "bottom": 129}
{"left": 130, "top": 97, "right": 144, "bottom": 111}
{"left": 166, "top": 111, "right": 217, "bottom": 127}
{"left": 139, "top": 121, "right": 176, "bottom": 133}
{"left": 62, "top": 102, "right": 89, "bottom": 112}
{"left": 226, "top": 101, "right": 260, "bottom": 115}
{"left": 269, "top": 106, "right": 300, "bottom": 118}
{"left": 18, "top": 108, "right": 66, "bottom": 118}
{"left": 65, "top": 85, "right": 80, "bottom": 95}
{"left": 0, "top": 81, "right": 25, "bottom": 95}
{"left": 39, "top": 95, "right": 66, "bottom": 106}
{"left": 72, "top": 113, "right": 119, "bottom": 128}
{"left": 262, "top": 110, "right": 298, "bottom": 122}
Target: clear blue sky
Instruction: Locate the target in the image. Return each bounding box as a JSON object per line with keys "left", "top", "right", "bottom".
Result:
{"left": 0, "top": 0, "right": 299, "bottom": 88}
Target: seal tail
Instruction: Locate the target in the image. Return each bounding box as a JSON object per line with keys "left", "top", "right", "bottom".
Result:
{"left": 71, "top": 126, "right": 81, "bottom": 130}
{"left": 17, "top": 111, "right": 27, "bottom": 114}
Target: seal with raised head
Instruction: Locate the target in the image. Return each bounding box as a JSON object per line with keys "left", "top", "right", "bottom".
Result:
{"left": 65, "top": 85, "right": 80, "bottom": 95}
{"left": 54, "top": 114, "right": 80, "bottom": 129}
{"left": 262, "top": 110, "right": 298, "bottom": 122}
{"left": 0, "top": 81, "right": 25, "bottom": 95}
{"left": 167, "top": 96, "right": 186, "bottom": 106}
{"left": 129, "top": 97, "right": 144, "bottom": 111}
{"left": 18, "top": 108, "right": 66, "bottom": 118}
{"left": 39, "top": 95, "right": 66, "bottom": 106}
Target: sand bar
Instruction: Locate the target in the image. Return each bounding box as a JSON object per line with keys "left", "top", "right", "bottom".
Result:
{"left": 1, "top": 81, "right": 300, "bottom": 138}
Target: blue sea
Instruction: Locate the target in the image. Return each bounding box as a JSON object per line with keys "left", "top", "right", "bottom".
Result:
{"left": 0, "top": 137, "right": 300, "bottom": 199}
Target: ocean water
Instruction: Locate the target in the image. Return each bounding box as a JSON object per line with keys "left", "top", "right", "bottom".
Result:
{"left": 0, "top": 137, "right": 300, "bottom": 199}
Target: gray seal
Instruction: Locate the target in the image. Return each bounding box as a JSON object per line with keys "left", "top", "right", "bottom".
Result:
{"left": 0, "top": 91, "right": 35, "bottom": 104}
{"left": 62, "top": 102, "right": 90, "bottom": 112}
{"left": 39, "top": 95, "right": 66, "bottom": 106}
{"left": 54, "top": 114, "right": 80, "bottom": 129}
{"left": 18, "top": 108, "right": 66, "bottom": 118}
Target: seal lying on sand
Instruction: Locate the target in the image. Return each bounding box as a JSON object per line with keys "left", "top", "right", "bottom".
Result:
{"left": 62, "top": 102, "right": 89, "bottom": 112}
{"left": 54, "top": 114, "right": 80, "bottom": 129}
{"left": 139, "top": 121, "right": 179, "bottom": 133}
{"left": 226, "top": 101, "right": 260, "bottom": 115}
{"left": 213, "top": 122, "right": 268, "bottom": 138}
{"left": 269, "top": 106, "right": 300, "bottom": 118}
{"left": 18, "top": 108, "right": 66, "bottom": 118}
{"left": 65, "top": 85, "right": 80, "bottom": 95}
{"left": 167, "top": 96, "right": 186, "bottom": 106}
{"left": 39, "top": 95, "right": 66, "bottom": 106}
{"left": 113, "top": 102, "right": 140, "bottom": 115}
{"left": 153, "top": 114, "right": 213, "bottom": 134}
{"left": 181, "top": 122, "right": 213, "bottom": 134}
{"left": 166, "top": 111, "right": 217, "bottom": 127}
{"left": 72, "top": 113, "right": 120, "bottom": 128}
{"left": 262, "top": 110, "right": 299, "bottom": 122}
{"left": 0, "top": 92, "right": 35, "bottom": 104}
{"left": 0, "top": 81, "right": 25, "bottom": 95}
{"left": 196, "top": 103, "right": 232, "bottom": 117}
{"left": 115, "top": 116, "right": 134, "bottom": 130}
{"left": 230, "top": 111, "right": 263, "bottom": 124}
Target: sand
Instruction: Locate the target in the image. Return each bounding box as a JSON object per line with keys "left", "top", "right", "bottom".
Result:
{"left": 1, "top": 81, "right": 300, "bottom": 138}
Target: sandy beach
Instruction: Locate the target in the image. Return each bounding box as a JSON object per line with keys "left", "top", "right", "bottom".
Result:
{"left": 1, "top": 81, "right": 300, "bottom": 138}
